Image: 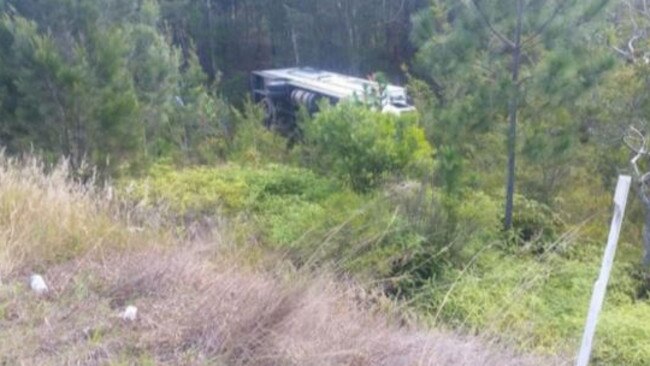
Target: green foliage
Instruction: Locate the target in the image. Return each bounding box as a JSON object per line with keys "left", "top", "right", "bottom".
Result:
{"left": 4, "top": 0, "right": 650, "bottom": 364}
{"left": 125, "top": 163, "right": 338, "bottom": 215}
{"left": 390, "top": 188, "right": 503, "bottom": 295}
{"left": 301, "top": 103, "right": 434, "bottom": 192}
{"left": 158, "top": 0, "right": 428, "bottom": 100}
{"left": 0, "top": 0, "right": 233, "bottom": 174}
{"left": 228, "top": 99, "right": 292, "bottom": 165}
{"left": 507, "top": 194, "right": 563, "bottom": 250}
{"left": 0, "top": 13, "right": 144, "bottom": 171}
{"left": 135, "top": 162, "right": 502, "bottom": 295}
{"left": 124, "top": 164, "right": 463, "bottom": 280}
{"left": 595, "top": 303, "right": 650, "bottom": 365}
{"left": 408, "top": 244, "right": 650, "bottom": 365}
{"left": 411, "top": 0, "right": 614, "bottom": 205}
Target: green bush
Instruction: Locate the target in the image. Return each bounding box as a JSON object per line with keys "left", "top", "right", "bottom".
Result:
{"left": 387, "top": 186, "right": 503, "bottom": 297}
{"left": 229, "top": 100, "right": 292, "bottom": 165}
{"left": 123, "top": 163, "right": 338, "bottom": 216}
{"left": 123, "top": 163, "right": 438, "bottom": 279}
{"left": 595, "top": 302, "right": 650, "bottom": 365}
{"left": 508, "top": 194, "right": 564, "bottom": 252}
{"left": 409, "top": 246, "right": 650, "bottom": 365}
{"left": 301, "top": 102, "right": 434, "bottom": 192}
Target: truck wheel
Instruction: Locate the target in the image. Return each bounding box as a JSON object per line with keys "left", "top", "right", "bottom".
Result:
{"left": 261, "top": 97, "right": 276, "bottom": 128}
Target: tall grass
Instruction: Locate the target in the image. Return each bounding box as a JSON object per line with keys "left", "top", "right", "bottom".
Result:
{"left": 1, "top": 244, "right": 563, "bottom": 365}
{"left": 0, "top": 154, "right": 563, "bottom": 365}
{"left": 0, "top": 154, "right": 167, "bottom": 279}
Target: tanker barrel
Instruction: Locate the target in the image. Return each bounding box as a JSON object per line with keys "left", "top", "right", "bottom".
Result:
{"left": 291, "top": 89, "right": 318, "bottom": 110}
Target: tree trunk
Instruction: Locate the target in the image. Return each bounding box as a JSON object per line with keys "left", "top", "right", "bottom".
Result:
{"left": 643, "top": 209, "right": 650, "bottom": 266}
{"left": 285, "top": 3, "right": 301, "bottom": 66}
{"left": 204, "top": 0, "right": 216, "bottom": 80}
{"left": 504, "top": 0, "right": 524, "bottom": 230}
{"left": 637, "top": 191, "right": 650, "bottom": 266}
{"left": 290, "top": 25, "right": 301, "bottom": 65}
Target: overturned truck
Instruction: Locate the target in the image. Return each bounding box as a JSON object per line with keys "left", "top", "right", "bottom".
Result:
{"left": 250, "top": 67, "right": 415, "bottom": 130}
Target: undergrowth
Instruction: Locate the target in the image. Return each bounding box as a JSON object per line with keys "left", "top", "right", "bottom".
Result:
{"left": 0, "top": 154, "right": 561, "bottom": 366}
{"left": 122, "top": 163, "right": 502, "bottom": 282}
{"left": 123, "top": 161, "right": 650, "bottom": 365}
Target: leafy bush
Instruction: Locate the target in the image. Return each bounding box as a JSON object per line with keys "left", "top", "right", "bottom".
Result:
{"left": 301, "top": 103, "right": 434, "bottom": 192}
{"left": 508, "top": 194, "right": 564, "bottom": 252}
{"left": 387, "top": 185, "right": 503, "bottom": 297}
{"left": 123, "top": 164, "right": 437, "bottom": 279}
{"left": 229, "top": 99, "right": 292, "bottom": 165}
{"left": 124, "top": 163, "right": 338, "bottom": 215}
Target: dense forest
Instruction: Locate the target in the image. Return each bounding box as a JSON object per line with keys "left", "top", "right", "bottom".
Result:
{"left": 0, "top": 0, "right": 430, "bottom": 170}
{"left": 2, "top": 0, "right": 650, "bottom": 365}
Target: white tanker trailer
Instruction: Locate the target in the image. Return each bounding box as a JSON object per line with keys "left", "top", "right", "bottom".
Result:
{"left": 250, "top": 67, "right": 415, "bottom": 128}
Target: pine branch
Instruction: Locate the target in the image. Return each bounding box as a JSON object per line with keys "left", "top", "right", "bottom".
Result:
{"left": 522, "top": 0, "right": 566, "bottom": 47}
{"left": 470, "top": 0, "right": 515, "bottom": 49}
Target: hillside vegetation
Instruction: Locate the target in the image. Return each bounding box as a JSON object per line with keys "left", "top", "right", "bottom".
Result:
{"left": 0, "top": 155, "right": 564, "bottom": 365}
{"left": 2, "top": 0, "right": 650, "bottom": 365}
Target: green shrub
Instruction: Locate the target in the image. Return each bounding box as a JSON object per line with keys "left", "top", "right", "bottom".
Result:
{"left": 387, "top": 186, "right": 503, "bottom": 297}
{"left": 595, "top": 302, "right": 650, "bottom": 365}
{"left": 123, "top": 163, "right": 338, "bottom": 216}
{"left": 406, "top": 230, "right": 650, "bottom": 365}
{"left": 504, "top": 194, "right": 564, "bottom": 252}
{"left": 169, "top": 91, "right": 234, "bottom": 165}
{"left": 301, "top": 102, "right": 434, "bottom": 192}
{"left": 229, "top": 100, "right": 292, "bottom": 165}
{"left": 123, "top": 163, "right": 440, "bottom": 279}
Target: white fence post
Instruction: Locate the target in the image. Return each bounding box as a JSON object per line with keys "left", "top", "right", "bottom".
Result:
{"left": 576, "top": 175, "right": 632, "bottom": 366}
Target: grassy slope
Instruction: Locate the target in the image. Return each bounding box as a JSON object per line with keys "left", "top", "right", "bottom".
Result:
{"left": 0, "top": 156, "right": 560, "bottom": 365}
{"left": 123, "top": 162, "right": 650, "bottom": 366}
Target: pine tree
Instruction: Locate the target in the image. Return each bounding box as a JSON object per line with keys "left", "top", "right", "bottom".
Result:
{"left": 0, "top": 0, "right": 231, "bottom": 172}
{"left": 411, "top": 0, "right": 612, "bottom": 228}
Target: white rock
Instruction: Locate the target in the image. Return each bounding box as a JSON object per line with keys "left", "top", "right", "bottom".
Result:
{"left": 30, "top": 274, "right": 48, "bottom": 295}
{"left": 119, "top": 305, "right": 138, "bottom": 321}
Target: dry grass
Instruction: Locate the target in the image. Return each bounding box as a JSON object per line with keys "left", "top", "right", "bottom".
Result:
{"left": 0, "top": 155, "right": 169, "bottom": 279}
{"left": 0, "top": 155, "right": 566, "bottom": 365}
{"left": 0, "top": 245, "right": 564, "bottom": 366}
